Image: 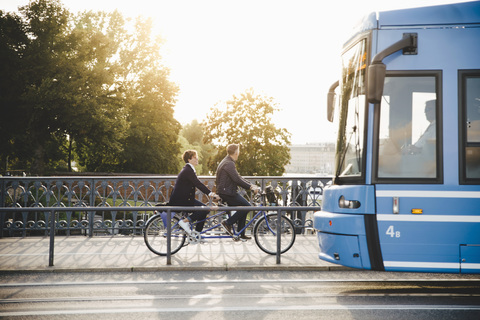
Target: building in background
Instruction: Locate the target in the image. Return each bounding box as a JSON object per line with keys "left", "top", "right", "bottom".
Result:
{"left": 285, "top": 143, "right": 335, "bottom": 175}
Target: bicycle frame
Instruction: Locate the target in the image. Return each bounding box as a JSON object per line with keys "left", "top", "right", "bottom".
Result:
{"left": 144, "top": 189, "right": 299, "bottom": 258}
{"left": 144, "top": 197, "right": 298, "bottom": 258}
{"left": 184, "top": 207, "right": 272, "bottom": 239}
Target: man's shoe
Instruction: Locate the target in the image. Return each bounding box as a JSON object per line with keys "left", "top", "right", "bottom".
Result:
{"left": 221, "top": 221, "right": 234, "bottom": 237}
{"left": 178, "top": 220, "right": 191, "bottom": 235}
{"left": 240, "top": 234, "right": 251, "bottom": 240}
{"left": 239, "top": 234, "right": 251, "bottom": 242}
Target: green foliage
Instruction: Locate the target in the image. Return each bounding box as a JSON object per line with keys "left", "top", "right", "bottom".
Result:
{"left": 0, "top": 9, "right": 30, "bottom": 172}
{"left": 178, "top": 120, "right": 215, "bottom": 175}
{"left": 203, "top": 88, "right": 291, "bottom": 176}
{"left": 116, "top": 16, "right": 181, "bottom": 174}
{"left": 0, "top": 0, "right": 180, "bottom": 175}
{"left": 182, "top": 120, "right": 204, "bottom": 145}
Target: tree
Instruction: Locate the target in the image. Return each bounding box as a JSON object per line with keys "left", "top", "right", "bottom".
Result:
{"left": 203, "top": 88, "right": 291, "bottom": 176}
{"left": 181, "top": 119, "right": 204, "bottom": 145}
{"left": 114, "top": 16, "right": 180, "bottom": 174}
{"left": 0, "top": 0, "right": 74, "bottom": 174}
{"left": 0, "top": 0, "right": 127, "bottom": 174}
{"left": 0, "top": 1, "right": 180, "bottom": 175}
{"left": 0, "top": 9, "right": 29, "bottom": 173}
{"left": 72, "top": 11, "right": 180, "bottom": 174}
{"left": 63, "top": 10, "right": 129, "bottom": 173}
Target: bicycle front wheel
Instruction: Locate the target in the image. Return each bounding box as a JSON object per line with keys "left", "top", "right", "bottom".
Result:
{"left": 253, "top": 213, "right": 296, "bottom": 255}
{"left": 144, "top": 214, "right": 186, "bottom": 256}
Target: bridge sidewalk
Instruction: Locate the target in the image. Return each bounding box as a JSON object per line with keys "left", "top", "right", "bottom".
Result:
{"left": 0, "top": 235, "right": 345, "bottom": 272}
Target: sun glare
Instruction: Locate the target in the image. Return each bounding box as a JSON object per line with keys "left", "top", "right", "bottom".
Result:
{"left": 3, "top": 0, "right": 472, "bottom": 144}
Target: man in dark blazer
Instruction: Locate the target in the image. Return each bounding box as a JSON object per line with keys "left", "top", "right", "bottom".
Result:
{"left": 169, "top": 150, "right": 219, "bottom": 234}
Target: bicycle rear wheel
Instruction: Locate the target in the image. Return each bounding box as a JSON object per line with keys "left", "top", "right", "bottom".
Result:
{"left": 144, "top": 213, "right": 186, "bottom": 256}
{"left": 253, "top": 213, "right": 296, "bottom": 255}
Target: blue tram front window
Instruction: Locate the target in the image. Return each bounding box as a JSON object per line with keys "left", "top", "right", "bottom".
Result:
{"left": 335, "top": 40, "right": 367, "bottom": 180}
{"left": 377, "top": 75, "right": 439, "bottom": 179}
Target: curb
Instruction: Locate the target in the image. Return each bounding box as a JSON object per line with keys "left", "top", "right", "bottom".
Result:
{"left": 0, "top": 265, "right": 354, "bottom": 274}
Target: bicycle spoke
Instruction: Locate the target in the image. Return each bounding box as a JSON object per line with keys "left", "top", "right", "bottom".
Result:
{"left": 254, "top": 213, "right": 296, "bottom": 255}
{"left": 144, "top": 214, "right": 186, "bottom": 256}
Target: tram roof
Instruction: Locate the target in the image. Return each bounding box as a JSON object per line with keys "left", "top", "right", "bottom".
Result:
{"left": 377, "top": 1, "right": 480, "bottom": 28}
{"left": 346, "top": 1, "right": 480, "bottom": 46}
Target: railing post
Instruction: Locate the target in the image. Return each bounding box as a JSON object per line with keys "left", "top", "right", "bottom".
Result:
{"left": 0, "top": 210, "right": 4, "bottom": 239}
{"left": 88, "top": 178, "right": 95, "bottom": 237}
{"left": 166, "top": 208, "right": 172, "bottom": 265}
{"left": 49, "top": 210, "right": 55, "bottom": 267}
{"left": 0, "top": 179, "right": 4, "bottom": 239}
{"left": 276, "top": 209, "right": 281, "bottom": 264}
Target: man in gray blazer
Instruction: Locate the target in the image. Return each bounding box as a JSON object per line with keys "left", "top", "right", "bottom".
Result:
{"left": 216, "top": 144, "right": 259, "bottom": 240}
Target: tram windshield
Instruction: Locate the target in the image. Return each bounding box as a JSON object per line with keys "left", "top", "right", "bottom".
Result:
{"left": 335, "top": 39, "right": 367, "bottom": 180}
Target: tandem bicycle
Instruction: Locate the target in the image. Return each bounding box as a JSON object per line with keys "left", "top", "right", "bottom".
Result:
{"left": 143, "top": 190, "right": 296, "bottom": 256}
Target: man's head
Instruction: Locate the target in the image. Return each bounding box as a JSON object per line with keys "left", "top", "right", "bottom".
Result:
{"left": 425, "top": 100, "right": 436, "bottom": 123}
{"left": 183, "top": 150, "right": 198, "bottom": 164}
{"left": 227, "top": 144, "right": 240, "bottom": 161}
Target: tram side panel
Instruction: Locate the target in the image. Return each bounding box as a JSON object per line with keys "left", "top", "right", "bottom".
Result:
{"left": 375, "top": 190, "right": 480, "bottom": 274}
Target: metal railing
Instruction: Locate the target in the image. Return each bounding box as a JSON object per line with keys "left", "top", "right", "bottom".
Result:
{"left": 0, "top": 205, "right": 321, "bottom": 266}
{"left": 1, "top": 176, "right": 331, "bottom": 237}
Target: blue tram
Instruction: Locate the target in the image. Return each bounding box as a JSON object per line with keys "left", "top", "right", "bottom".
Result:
{"left": 314, "top": 1, "right": 480, "bottom": 273}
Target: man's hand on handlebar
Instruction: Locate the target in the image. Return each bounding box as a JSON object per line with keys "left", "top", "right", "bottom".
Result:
{"left": 210, "top": 193, "right": 221, "bottom": 201}
{"left": 207, "top": 193, "right": 221, "bottom": 209}
{"left": 250, "top": 185, "right": 261, "bottom": 194}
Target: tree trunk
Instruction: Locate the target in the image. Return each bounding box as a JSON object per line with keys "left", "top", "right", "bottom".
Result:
{"left": 32, "top": 145, "right": 45, "bottom": 175}
{"left": 68, "top": 138, "right": 72, "bottom": 172}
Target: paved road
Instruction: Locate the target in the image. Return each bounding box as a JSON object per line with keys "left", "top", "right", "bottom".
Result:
{"left": 1, "top": 270, "right": 479, "bottom": 319}
{"left": 2, "top": 236, "right": 479, "bottom": 319}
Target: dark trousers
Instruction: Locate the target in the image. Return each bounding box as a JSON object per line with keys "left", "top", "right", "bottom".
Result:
{"left": 220, "top": 193, "right": 252, "bottom": 236}
{"left": 186, "top": 199, "right": 209, "bottom": 232}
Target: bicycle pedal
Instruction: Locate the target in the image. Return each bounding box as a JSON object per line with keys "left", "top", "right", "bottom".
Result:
{"left": 195, "top": 238, "right": 206, "bottom": 244}
{"left": 188, "top": 238, "right": 198, "bottom": 245}
{"left": 188, "top": 232, "right": 203, "bottom": 245}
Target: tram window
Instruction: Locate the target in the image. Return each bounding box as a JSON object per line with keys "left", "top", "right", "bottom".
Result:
{"left": 376, "top": 75, "right": 439, "bottom": 180}
{"left": 462, "top": 73, "right": 480, "bottom": 181}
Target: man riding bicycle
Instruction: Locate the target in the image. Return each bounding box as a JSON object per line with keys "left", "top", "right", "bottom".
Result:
{"left": 216, "top": 144, "right": 260, "bottom": 241}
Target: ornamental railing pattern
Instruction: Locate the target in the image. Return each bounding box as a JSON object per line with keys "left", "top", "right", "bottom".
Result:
{"left": 0, "top": 176, "right": 331, "bottom": 237}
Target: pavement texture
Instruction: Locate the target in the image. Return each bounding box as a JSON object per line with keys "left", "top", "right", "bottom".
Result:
{"left": 0, "top": 234, "right": 347, "bottom": 272}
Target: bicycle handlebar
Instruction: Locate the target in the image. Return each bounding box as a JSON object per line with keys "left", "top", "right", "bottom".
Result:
{"left": 211, "top": 189, "right": 271, "bottom": 208}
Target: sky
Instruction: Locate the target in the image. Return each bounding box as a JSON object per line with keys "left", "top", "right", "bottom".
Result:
{"left": 2, "top": 0, "right": 474, "bottom": 144}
